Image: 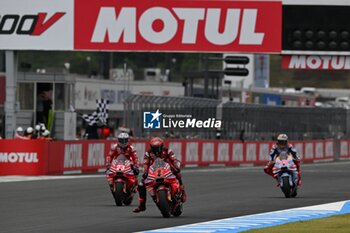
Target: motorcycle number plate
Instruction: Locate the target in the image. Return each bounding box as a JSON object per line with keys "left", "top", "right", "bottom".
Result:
{"left": 116, "top": 165, "right": 125, "bottom": 170}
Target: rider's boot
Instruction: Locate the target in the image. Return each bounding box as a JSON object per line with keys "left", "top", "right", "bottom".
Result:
{"left": 294, "top": 159, "right": 302, "bottom": 186}
{"left": 275, "top": 177, "right": 280, "bottom": 187}
{"left": 108, "top": 182, "right": 114, "bottom": 198}
{"left": 180, "top": 185, "right": 187, "bottom": 202}
{"left": 133, "top": 184, "right": 147, "bottom": 213}
{"left": 175, "top": 174, "right": 187, "bottom": 203}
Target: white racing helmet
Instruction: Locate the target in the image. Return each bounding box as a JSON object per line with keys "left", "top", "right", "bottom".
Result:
{"left": 277, "top": 134, "right": 288, "bottom": 146}
{"left": 118, "top": 132, "right": 129, "bottom": 148}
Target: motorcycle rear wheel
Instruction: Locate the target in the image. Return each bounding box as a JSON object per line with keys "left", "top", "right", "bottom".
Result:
{"left": 158, "top": 190, "right": 171, "bottom": 218}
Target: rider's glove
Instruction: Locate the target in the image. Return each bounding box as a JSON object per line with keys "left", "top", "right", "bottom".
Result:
{"left": 133, "top": 167, "right": 139, "bottom": 176}
{"left": 142, "top": 171, "right": 148, "bottom": 179}
{"left": 105, "top": 163, "right": 110, "bottom": 172}
{"left": 171, "top": 167, "right": 180, "bottom": 174}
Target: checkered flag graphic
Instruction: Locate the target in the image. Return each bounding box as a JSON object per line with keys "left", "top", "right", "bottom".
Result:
{"left": 82, "top": 99, "right": 109, "bottom": 126}
{"left": 96, "top": 99, "right": 109, "bottom": 125}
{"left": 82, "top": 111, "right": 100, "bottom": 126}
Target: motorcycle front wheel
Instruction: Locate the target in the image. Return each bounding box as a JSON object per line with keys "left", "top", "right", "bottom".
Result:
{"left": 158, "top": 190, "right": 171, "bottom": 218}
{"left": 281, "top": 176, "right": 291, "bottom": 198}
{"left": 114, "top": 182, "right": 124, "bottom": 206}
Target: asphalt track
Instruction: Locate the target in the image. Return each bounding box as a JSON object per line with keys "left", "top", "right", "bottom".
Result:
{"left": 1, "top": 161, "right": 350, "bottom": 233}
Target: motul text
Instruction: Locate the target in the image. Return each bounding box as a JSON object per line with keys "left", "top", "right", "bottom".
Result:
{"left": 75, "top": 0, "right": 281, "bottom": 52}
{"left": 0, "top": 13, "right": 65, "bottom": 36}
{"left": 282, "top": 55, "right": 350, "bottom": 70}
{"left": 0, "top": 152, "right": 39, "bottom": 163}
{"left": 92, "top": 7, "right": 264, "bottom": 45}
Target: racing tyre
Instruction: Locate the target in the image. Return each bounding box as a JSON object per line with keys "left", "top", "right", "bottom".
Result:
{"left": 281, "top": 176, "right": 291, "bottom": 198}
{"left": 114, "top": 182, "right": 124, "bottom": 206}
{"left": 158, "top": 190, "right": 171, "bottom": 218}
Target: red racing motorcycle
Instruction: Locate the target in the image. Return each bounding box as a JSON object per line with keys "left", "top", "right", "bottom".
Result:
{"left": 108, "top": 155, "right": 137, "bottom": 206}
{"left": 144, "top": 158, "right": 183, "bottom": 218}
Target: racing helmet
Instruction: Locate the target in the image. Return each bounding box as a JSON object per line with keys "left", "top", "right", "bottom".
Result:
{"left": 118, "top": 132, "right": 129, "bottom": 148}
{"left": 277, "top": 134, "right": 288, "bottom": 147}
{"left": 150, "top": 137, "right": 164, "bottom": 156}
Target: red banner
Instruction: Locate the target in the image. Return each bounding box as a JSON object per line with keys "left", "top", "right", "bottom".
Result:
{"left": 282, "top": 55, "right": 350, "bottom": 70}
{"left": 47, "top": 140, "right": 116, "bottom": 174}
{"left": 74, "top": 0, "right": 281, "bottom": 53}
{"left": 0, "top": 139, "right": 341, "bottom": 175}
{"left": 0, "top": 140, "right": 48, "bottom": 175}
{"left": 340, "top": 139, "right": 350, "bottom": 158}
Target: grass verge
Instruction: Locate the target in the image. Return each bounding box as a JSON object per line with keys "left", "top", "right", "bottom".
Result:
{"left": 244, "top": 214, "right": 350, "bottom": 233}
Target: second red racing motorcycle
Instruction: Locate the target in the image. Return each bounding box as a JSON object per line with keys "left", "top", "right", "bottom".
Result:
{"left": 144, "top": 158, "right": 183, "bottom": 218}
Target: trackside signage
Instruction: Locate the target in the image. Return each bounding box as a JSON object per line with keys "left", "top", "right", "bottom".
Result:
{"left": 64, "top": 144, "right": 82, "bottom": 168}
{"left": 282, "top": 55, "right": 350, "bottom": 70}
{"left": 87, "top": 143, "right": 105, "bottom": 167}
{"left": 0, "top": 140, "right": 47, "bottom": 175}
{"left": 0, "top": 153, "right": 38, "bottom": 163}
{"left": 0, "top": 0, "right": 281, "bottom": 52}
{"left": 0, "top": 0, "right": 73, "bottom": 50}
{"left": 74, "top": 0, "right": 281, "bottom": 53}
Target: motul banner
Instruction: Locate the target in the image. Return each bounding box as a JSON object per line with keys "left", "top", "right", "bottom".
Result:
{"left": 0, "top": 0, "right": 281, "bottom": 52}
{"left": 74, "top": 0, "right": 281, "bottom": 53}
{"left": 0, "top": 140, "right": 48, "bottom": 175}
{"left": 282, "top": 55, "right": 350, "bottom": 70}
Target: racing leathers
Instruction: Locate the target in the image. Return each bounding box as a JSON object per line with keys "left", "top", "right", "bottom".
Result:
{"left": 133, "top": 148, "right": 186, "bottom": 213}
{"left": 264, "top": 143, "right": 302, "bottom": 186}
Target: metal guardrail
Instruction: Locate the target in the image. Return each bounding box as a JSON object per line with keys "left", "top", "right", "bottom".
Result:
{"left": 221, "top": 102, "right": 349, "bottom": 141}
{"left": 124, "top": 95, "right": 350, "bottom": 140}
